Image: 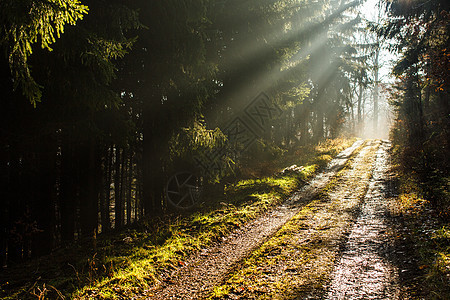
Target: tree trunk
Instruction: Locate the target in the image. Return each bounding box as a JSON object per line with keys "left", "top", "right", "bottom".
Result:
{"left": 373, "top": 47, "right": 379, "bottom": 133}
{"left": 298, "top": 103, "right": 310, "bottom": 146}
{"left": 60, "top": 139, "right": 77, "bottom": 244}
{"left": 101, "top": 145, "right": 113, "bottom": 232}
{"left": 314, "top": 109, "right": 324, "bottom": 142}
{"left": 114, "top": 148, "right": 123, "bottom": 228}
{"left": 126, "top": 152, "right": 133, "bottom": 225}
{"left": 79, "top": 138, "right": 99, "bottom": 238}
{"left": 143, "top": 101, "right": 164, "bottom": 216}
{"left": 357, "top": 78, "right": 363, "bottom": 130}
{"left": 0, "top": 140, "right": 12, "bottom": 266}
{"left": 31, "top": 136, "right": 56, "bottom": 257}
{"left": 119, "top": 148, "right": 127, "bottom": 224}
{"left": 5, "top": 146, "right": 25, "bottom": 264}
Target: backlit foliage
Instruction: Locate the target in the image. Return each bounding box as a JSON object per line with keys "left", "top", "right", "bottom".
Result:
{"left": 0, "top": 0, "right": 88, "bottom": 106}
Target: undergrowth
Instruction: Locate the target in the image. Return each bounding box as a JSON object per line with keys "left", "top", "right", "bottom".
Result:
{"left": 390, "top": 145, "right": 450, "bottom": 300}
{"left": 0, "top": 137, "right": 356, "bottom": 300}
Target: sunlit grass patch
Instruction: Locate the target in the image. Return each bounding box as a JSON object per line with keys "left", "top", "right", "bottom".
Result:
{"left": 211, "top": 285, "right": 231, "bottom": 298}
{"left": 73, "top": 177, "right": 315, "bottom": 297}
{"left": 242, "top": 138, "right": 357, "bottom": 179}
{"left": 398, "top": 193, "right": 428, "bottom": 213}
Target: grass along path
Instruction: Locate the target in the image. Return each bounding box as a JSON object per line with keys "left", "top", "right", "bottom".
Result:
{"left": 208, "top": 140, "right": 382, "bottom": 299}
{"left": 386, "top": 146, "right": 450, "bottom": 299}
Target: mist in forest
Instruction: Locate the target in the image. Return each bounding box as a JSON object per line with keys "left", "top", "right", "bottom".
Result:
{"left": 359, "top": 90, "right": 392, "bottom": 140}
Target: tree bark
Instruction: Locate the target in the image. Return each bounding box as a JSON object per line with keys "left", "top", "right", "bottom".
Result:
{"left": 31, "top": 135, "right": 56, "bottom": 257}
{"left": 143, "top": 100, "right": 164, "bottom": 216}
{"left": 59, "top": 139, "right": 77, "bottom": 244}
{"left": 126, "top": 152, "right": 133, "bottom": 225}
{"left": 79, "top": 138, "right": 99, "bottom": 238}
{"left": 102, "top": 145, "right": 113, "bottom": 232}
{"left": 114, "top": 148, "right": 123, "bottom": 228}
{"left": 6, "top": 146, "right": 25, "bottom": 264}
{"left": 373, "top": 47, "right": 379, "bottom": 132}
{"left": 357, "top": 78, "right": 363, "bottom": 130}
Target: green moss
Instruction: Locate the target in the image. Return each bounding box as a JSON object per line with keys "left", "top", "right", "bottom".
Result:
{"left": 211, "top": 285, "right": 231, "bottom": 298}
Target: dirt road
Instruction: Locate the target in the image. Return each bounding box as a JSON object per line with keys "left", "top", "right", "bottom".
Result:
{"left": 325, "top": 141, "right": 400, "bottom": 299}
{"left": 145, "top": 140, "right": 403, "bottom": 299}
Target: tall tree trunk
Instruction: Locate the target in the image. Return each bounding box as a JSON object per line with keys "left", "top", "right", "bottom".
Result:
{"left": 136, "top": 180, "right": 142, "bottom": 221}
{"left": 31, "top": 135, "right": 56, "bottom": 257}
{"left": 79, "top": 138, "right": 98, "bottom": 237}
{"left": 143, "top": 100, "right": 164, "bottom": 216}
{"left": 373, "top": 46, "right": 379, "bottom": 133}
{"left": 60, "top": 139, "right": 77, "bottom": 244}
{"left": 114, "top": 148, "right": 123, "bottom": 228}
{"left": 314, "top": 109, "right": 324, "bottom": 142}
{"left": 313, "top": 84, "right": 325, "bottom": 143}
{"left": 6, "top": 146, "right": 25, "bottom": 264}
{"left": 126, "top": 152, "right": 133, "bottom": 225}
{"left": 298, "top": 103, "right": 309, "bottom": 146}
{"left": 119, "top": 148, "right": 127, "bottom": 224}
{"left": 0, "top": 194, "right": 6, "bottom": 266}
{"left": 101, "top": 145, "right": 113, "bottom": 232}
{"left": 0, "top": 139, "right": 11, "bottom": 266}
{"left": 357, "top": 78, "right": 363, "bottom": 130}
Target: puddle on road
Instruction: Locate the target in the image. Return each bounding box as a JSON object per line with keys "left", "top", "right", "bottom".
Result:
{"left": 325, "top": 141, "right": 400, "bottom": 300}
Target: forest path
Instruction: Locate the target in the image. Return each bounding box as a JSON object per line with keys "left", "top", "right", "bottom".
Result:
{"left": 144, "top": 140, "right": 403, "bottom": 299}
{"left": 325, "top": 140, "right": 400, "bottom": 299}
{"left": 206, "top": 140, "right": 400, "bottom": 300}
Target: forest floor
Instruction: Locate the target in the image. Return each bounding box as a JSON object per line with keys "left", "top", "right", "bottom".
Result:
{"left": 1, "top": 139, "right": 448, "bottom": 300}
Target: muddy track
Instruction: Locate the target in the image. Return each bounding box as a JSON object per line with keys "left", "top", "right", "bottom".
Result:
{"left": 143, "top": 140, "right": 366, "bottom": 299}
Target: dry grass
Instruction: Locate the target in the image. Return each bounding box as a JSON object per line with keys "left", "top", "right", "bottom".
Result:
{"left": 388, "top": 159, "right": 450, "bottom": 299}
